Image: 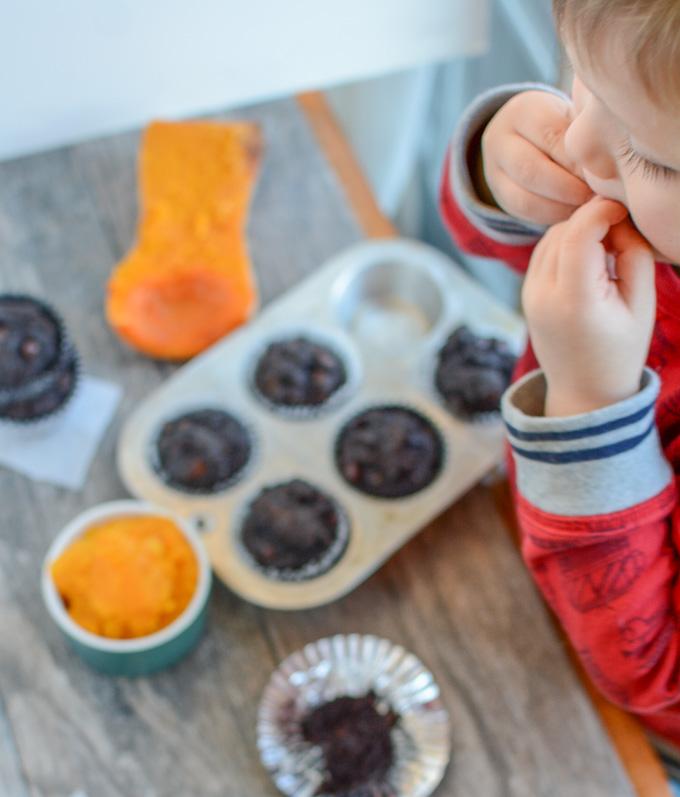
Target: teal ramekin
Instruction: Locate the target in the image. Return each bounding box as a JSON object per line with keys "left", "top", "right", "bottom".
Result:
{"left": 41, "top": 500, "right": 212, "bottom": 676}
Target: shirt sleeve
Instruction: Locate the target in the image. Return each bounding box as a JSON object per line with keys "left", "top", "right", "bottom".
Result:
{"left": 439, "top": 82, "right": 570, "bottom": 274}
{"left": 504, "top": 367, "right": 680, "bottom": 718}
{"left": 503, "top": 367, "right": 673, "bottom": 516}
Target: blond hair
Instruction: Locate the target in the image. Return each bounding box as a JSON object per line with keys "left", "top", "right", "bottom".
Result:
{"left": 553, "top": 0, "right": 680, "bottom": 105}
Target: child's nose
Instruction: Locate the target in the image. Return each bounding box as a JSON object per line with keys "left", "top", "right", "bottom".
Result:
{"left": 564, "top": 108, "right": 619, "bottom": 182}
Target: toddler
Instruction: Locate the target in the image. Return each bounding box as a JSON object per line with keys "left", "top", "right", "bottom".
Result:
{"left": 440, "top": 0, "right": 680, "bottom": 770}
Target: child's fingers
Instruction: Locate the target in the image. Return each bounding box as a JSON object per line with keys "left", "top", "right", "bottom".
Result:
{"left": 556, "top": 198, "right": 629, "bottom": 294}
{"left": 493, "top": 172, "right": 579, "bottom": 225}
{"left": 499, "top": 136, "right": 593, "bottom": 206}
{"left": 523, "top": 227, "right": 561, "bottom": 317}
{"left": 527, "top": 222, "right": 563, "bottom": 286}
{"left": 608, "top": 220, "right": 656, "bottom": 313}
{"left": 515, "top": 96, "right": 579, "bottom": 175}
{"left": 562, "top": 197, "right": 629, "bottom": 247}
{"left": 607, "top": 216, "right": 652, "bottom": 255}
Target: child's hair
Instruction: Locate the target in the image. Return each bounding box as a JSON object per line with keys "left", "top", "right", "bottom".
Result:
{"left": 553, "top": 0, "right": 680, "bottom": 105}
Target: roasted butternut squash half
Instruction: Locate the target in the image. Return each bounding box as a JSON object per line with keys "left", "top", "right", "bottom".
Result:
{"left": 107, "top": 120, "right": 262, "bottom": 360}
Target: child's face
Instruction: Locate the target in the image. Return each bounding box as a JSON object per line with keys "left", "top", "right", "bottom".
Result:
{"left": 563, "top": 32, "right": 680, "bottom": 264}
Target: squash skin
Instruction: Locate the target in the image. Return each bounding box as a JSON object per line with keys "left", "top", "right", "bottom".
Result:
{"left": 106, "top": 120, "right": 262, "bottom": 360}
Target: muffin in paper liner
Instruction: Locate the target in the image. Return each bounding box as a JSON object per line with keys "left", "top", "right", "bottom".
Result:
{"left": 0, "top": 343, "right": 81, "bottom": 426}
{"left": 149, "top": 406, "right": 257, "bottom": 495}
{"left": 334, "top": 405, "right": 446, "bottom": 499}
{"left": 428, "top": 324, "right": 518, "bottom": 425}
{"left": 257, "top": 634, "right": 450, "bottom": 797}
{"left": 235, "top": 479, "right": 351, "bottom": 582}
{"left": 248, "top": 328, "right": 361, "bottom": 421}
{"left": 0, "top": 294, "right": 81, "bottom": 424}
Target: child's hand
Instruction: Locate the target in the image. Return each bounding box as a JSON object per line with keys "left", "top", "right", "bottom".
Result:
{"left": 522, "top": 197, "right": 656, "bottom": 417}
{"left": 482, "top": 91, "right": 593, "bottom": 225}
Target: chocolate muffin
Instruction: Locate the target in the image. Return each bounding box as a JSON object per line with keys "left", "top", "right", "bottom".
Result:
{"left": 253, "top": 336, "right": 347, "bottom": 409}
{"left": 301, "top": 691, "right": 398, "bottom": 796}
{"left": 434, "top": 326, "right": 516, "bottom": 418}
{"left": 336, "top": 406, "right": 443, "bottom": 498}
{"left": 0, "top": 295, "right": 78, "bottom": 421}
{"left": 0, "top": 347, "right": 79, "bottom": 421}
{"left": 0, "top": 296, "right": 63, "bottom": 388}
{"left": 155, "top": 409, "right": 251, "bottom": 492}
{"left": 241, "top": 479, "right": 346, "bottom": 577}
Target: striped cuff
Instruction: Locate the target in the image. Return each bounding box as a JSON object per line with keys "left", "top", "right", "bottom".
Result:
{"left": 450, "top": 82, "right": 569, "bottom": 246}
{"left": 502, "top": 368, "right": 673, "bottom": 516}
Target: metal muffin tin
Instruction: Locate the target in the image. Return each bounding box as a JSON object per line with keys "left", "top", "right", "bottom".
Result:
{"left": 117, "top": 239, "right": 525, "bottom": 609}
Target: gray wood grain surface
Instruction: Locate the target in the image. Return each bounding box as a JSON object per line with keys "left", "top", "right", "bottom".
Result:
{"left": 0, "top": 98, "right": 634, "bottom": 797}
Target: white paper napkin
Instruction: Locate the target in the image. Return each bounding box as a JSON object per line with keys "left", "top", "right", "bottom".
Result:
{"left": 0, "top": 375, "right": 122, "bottom": 490}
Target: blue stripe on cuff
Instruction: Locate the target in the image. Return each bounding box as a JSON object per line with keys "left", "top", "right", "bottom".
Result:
{"left": 505, "top": 400, "right": 655, "bottom": 443}
{"left": 510, "top": 418, "right": 656, "bottom": 464}
{"left": 484, "top": 217, "right": 543, "bottom": 234}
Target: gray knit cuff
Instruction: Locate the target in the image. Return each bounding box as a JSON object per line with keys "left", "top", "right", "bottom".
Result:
{"left": 502, "top": 368, "right": 673, "bottom": 516}
{"left": 449, "top": 82, "right": 569, "bottom": 246}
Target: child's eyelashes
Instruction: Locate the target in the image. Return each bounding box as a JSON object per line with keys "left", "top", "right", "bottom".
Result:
{"left": 617, "top": 139, "right": 678, "bottom": 182}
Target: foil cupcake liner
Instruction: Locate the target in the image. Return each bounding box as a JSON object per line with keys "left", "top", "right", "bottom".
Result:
{"left": 0, "top": 342, "right": 81, "bottom": 426}
{"left": 148, "top": 404, "right": 258, "bottom": 496}
{"left": 258, "top": 633, "right": 450, "bottom": 797}
{"left": 247, "top": 326, "right": 362, "bottom": 421}
{"left": 235, "top": 479, "right": 350, "bottom": 582}
{"left": 334, "top": 403, "right": 447, "bottom": 500}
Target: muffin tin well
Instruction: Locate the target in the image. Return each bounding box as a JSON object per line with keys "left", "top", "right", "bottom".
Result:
{"left": 117, "top": 239, "right": 526, "bottom": 609}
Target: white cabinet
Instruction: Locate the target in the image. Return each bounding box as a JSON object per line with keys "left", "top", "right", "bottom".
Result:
{"left": 0, "top": 0, "right": 488, "bottom": 161}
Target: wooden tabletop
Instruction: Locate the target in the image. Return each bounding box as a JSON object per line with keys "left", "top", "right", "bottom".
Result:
{"left": 0, "top": 92, "right": 667, "bottom": 797}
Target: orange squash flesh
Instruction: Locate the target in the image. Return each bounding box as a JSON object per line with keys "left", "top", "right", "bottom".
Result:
{"left": 106, "top": 120, "right": 262, "bottom": 360}
{"left": 51, "top": 516, "right": 198, "bottom": 639}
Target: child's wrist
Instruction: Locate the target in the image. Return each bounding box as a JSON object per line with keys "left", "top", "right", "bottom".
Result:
{"left": 544, "top": 381, "right": 641, "bottom": 417}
